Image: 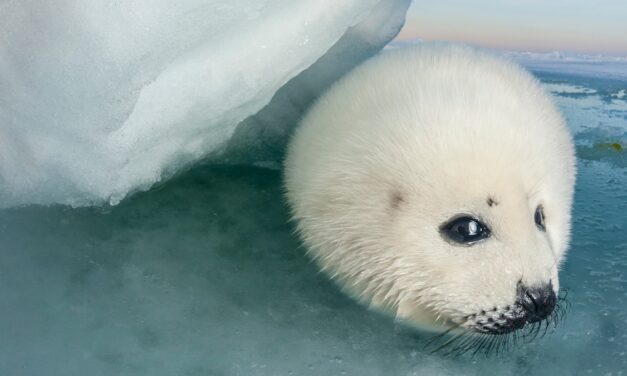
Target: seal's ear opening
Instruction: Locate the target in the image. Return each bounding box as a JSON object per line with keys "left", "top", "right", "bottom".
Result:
{"left": 534, "top": 205, "right": 546, "bottom": 231}
{"left": 440, "top": 215, "right": 491, "bottom": 246}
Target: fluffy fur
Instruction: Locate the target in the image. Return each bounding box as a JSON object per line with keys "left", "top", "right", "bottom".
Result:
{"left": 284, "top": 43, "right": 576, "bottom": 332}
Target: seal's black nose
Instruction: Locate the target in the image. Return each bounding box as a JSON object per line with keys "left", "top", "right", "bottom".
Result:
{"left": 517, "top": 282, "right": 557, "bottom": 323}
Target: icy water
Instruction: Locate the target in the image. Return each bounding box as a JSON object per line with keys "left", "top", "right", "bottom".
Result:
{"left": 1, "top": 69, "right": 626, "bottom": 375}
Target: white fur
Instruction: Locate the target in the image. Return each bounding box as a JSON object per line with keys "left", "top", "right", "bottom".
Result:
{"left": 284, "top": 43, "right": 576, "bottom": 331}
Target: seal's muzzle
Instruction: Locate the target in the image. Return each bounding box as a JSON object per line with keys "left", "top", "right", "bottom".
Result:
{"left": 517, "top": 281, "right": 557, "bottom": 324}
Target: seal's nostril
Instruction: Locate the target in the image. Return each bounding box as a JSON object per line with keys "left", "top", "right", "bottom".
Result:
{"left": 517, "top": 282, "right": 557, "bottom": 323}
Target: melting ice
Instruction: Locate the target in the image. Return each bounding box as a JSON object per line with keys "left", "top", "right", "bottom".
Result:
{"left": 0, "top": 0, "right": 410, "bottom": 208}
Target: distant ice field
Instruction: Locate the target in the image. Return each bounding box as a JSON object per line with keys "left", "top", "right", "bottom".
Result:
{"left": 0, "top": 60, "right": 626, "bottom": 375}
{"left": 531, "top": 67, "right": 627, "bottom": 169}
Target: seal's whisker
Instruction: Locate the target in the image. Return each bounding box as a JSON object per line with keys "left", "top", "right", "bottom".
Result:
{"left": 424, "top": 287, "right": 571, "bottom": 357}
{"left": 478, "top": 333, "right": 495, "bottom": 355}
{"left": 532, "top": 322, "right": 542, "bottom": 341}
{"left": 541, "top": 316, "right": 551, "bottom": 338}
{"left": 469, "top": 334, "right": 486, "bottom": 356}
{"left": 498, "top": 333, "right": 508, "bottom": 354}
{"left": 454, "top": 332, "right": 483, "bottom": 356}
{"left": 432, "top": 330, "right": 469, "bottom": 354}
{"left": 423, "top": 320, "right": 465, "bottom": 348}
{"left": 474, "top": 333, "right": 493, "bottom": 356}
{"left": 505, "top": 335, "right": 513, "bottom": 348}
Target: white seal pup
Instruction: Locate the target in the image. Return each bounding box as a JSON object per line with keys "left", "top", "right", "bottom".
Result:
{"left": 284, "top": 43, "right": 576, "bottom": 337}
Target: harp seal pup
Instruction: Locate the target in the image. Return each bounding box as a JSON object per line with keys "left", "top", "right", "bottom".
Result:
{"left": 284, "top": 43, "right": 575, "bottom": 335}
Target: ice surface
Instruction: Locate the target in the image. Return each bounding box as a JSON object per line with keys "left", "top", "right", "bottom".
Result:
{"left": 1, "top": 63, "right": 627, "bottom": 375}
{"left": 532, "top": 73, "right": 627, "bottom": 169}
{"left": 0, "top": 0, "right": 410, "bottom": 208}
{"left": 505, "top": 50, "right": 627, "bottom": 80}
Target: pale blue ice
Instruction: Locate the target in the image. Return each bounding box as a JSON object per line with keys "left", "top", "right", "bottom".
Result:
{"left": 1, "top": 59, "right": 626, "bottom": 375}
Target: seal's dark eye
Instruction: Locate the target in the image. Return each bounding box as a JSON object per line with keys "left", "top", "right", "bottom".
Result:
{"left": 440, "top": 216, "right": 491, "bottom": 245}
{"left": 534, "top": 205, "right": 546, "bottom": 231}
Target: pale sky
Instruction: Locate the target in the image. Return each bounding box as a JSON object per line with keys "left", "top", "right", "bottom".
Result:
{"left": 396, "top": 0, "right": 627, "bottom": 55}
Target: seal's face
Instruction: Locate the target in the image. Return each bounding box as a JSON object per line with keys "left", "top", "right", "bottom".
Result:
{"left": 392, "top": 161, "right": 567, "bottom": 334}
{"left": 438, "top": 210, "right": 557, "bottom": 334}
{"left": 284, "top": 44, "right": 576, "bottom": 339}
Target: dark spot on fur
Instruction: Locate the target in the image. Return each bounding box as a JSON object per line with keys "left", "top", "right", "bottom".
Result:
{"left": 487, "top": 197, "right": 498, "bottom": 207}
{"left": 390, "top": 191, "right": 405, "bottom": 209}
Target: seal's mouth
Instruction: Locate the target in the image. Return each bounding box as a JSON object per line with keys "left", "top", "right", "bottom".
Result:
{"left": 468, "top": 281, "right": 559, "bottom": 334}
{"left": 465, "top": 305, "right": 528, "bottom": 335}
{"left": 424, "top": 288, "right": 569, "bottom": 356}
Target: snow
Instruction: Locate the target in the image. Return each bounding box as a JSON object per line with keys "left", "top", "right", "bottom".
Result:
{"left": 0, "top": 0, "right": 410, "bottom": 208}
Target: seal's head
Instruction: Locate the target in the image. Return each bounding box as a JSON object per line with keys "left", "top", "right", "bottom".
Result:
{"left": 284, "top": 43, "right": 575, "bottom": 337}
